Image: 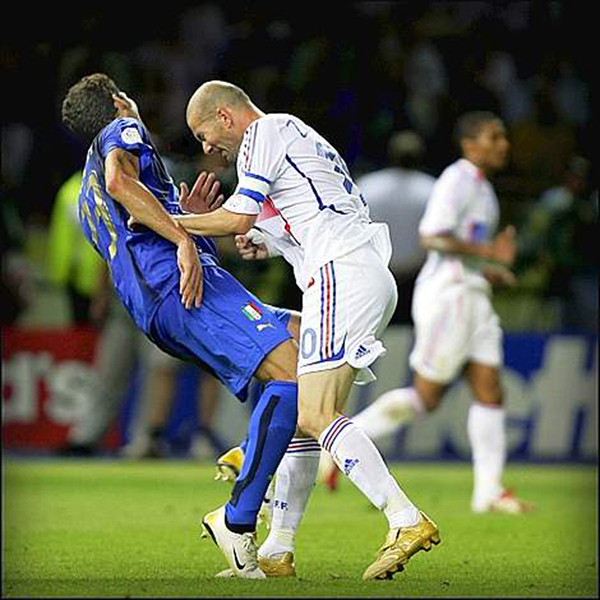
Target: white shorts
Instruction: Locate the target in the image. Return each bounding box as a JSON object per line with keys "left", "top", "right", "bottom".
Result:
{"left": 409, "top": 284, "right": 503, "bottom": 384}
{"left": 297, "top": 241, "right": 397, "bottom": 384}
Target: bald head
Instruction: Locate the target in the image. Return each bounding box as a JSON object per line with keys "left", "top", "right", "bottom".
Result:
{"left": 186, "top": 80, "right": 254, "bottom": 126}
{"left": 186, "top": 80, "right": 264, "bottom": 164}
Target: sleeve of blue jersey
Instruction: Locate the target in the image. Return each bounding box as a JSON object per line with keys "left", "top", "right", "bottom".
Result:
{"left": 101, "top": 118, "right": 153, "bottom": 159}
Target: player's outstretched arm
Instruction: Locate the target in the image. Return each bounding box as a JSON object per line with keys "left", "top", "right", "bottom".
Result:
{"left": 105, "top": 148, "right": 203, "bottom": 309}
{"left": 174, "top": 207, "right": 257, "bottom": 238}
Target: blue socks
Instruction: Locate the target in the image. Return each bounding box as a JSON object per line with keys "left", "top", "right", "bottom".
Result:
{"left": 225, "top": 381, "right": 297, "bottom": 532}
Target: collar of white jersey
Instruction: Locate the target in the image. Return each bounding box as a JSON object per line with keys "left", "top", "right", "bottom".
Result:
{"left": 457, "top": 158, "right": 486, "bottom": 181}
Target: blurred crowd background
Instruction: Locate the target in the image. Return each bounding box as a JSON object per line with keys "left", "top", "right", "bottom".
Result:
{"left": 1, "top": 2, "right": 595, "bottom": 334}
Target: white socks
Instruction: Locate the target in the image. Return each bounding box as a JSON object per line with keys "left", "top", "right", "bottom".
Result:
{"left": 319, "top": 416, "right": 419, "bottom": 529}
{"left": 258, "top": 437, "right": 321, "bottom": 559}
{"left": 351, "top": 387, "right": 426, "bottom": 440}
{"left": 467, "top": 402, "right": 506, "bottom": 510}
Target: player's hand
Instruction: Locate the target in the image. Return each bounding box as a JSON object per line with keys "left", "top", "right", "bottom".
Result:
{"left": 180, "top": 171, "right": 225, "bottom": 214}
{"left": 235, "top": 230, "right": 269, "bottom": 260}
{"left": 113, "top": 92, "right": 141, "bottom": 120}
{"left": 491, "top": 225, "right": 517, "bottom": 266}
{"left": 176, "top": 238, "right": 203, "bottom": 309}
{"left": 483, "top": 264, "right": 517, "bottom": 287}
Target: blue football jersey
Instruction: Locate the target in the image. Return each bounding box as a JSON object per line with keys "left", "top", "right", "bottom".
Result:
{"left": 78, "top": 117, "right": 219, "bottom": 332}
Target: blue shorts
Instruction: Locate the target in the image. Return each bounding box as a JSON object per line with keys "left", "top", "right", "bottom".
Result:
{"left": 149, "top": 265, "right": 293, "bottom": 402}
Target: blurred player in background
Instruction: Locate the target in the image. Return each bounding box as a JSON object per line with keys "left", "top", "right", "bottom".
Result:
{"left": 173, "top": 80, "right": 440, "bottom": 581}
{"left": 322, "top": 111, "right": 532, "bottom": 514}
{"left": 355, "top": 130, "right": 435, "bottom": 325}
{"left": 61, "top": 73, "right": 300, "bottom": 579}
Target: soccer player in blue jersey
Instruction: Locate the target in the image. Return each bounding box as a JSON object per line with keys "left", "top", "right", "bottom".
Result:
{"left": 61, "top": 73, "right": 299, "bottom": 579}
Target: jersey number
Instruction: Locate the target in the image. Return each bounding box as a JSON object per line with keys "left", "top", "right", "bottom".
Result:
{"left": 80, "top": 170, "right": 118, "bottom": 259}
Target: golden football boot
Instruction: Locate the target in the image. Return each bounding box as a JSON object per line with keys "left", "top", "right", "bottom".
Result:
{"left": 258, "top": 552, "right": 296, "bottom": 577}
{"left": 214, "top": 446, "right": 245, "bottom": 483}
{"left": 362, "top": 511, "right": 440, "bottom": 581}
{"left": 213, "top": 553, "right": 296, "bottom": 578}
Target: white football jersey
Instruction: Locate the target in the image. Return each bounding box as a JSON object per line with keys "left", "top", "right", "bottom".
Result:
{"left": 416, "top": 158, "right": 500, "bottom": 295}
{"left": 222, "top": 113, "right": 387, "bottom": 290}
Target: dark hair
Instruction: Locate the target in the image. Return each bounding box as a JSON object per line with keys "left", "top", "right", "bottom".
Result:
{"left": 62, "top": 73, "right": 120, "bottom": 142}
{"left": 387, "top": 130, "right": 425, "bottom": 169}
{"left": 453, "top": 111, "right": 502, "bottom": 146}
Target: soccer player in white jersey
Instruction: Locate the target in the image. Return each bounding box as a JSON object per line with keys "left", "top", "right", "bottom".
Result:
{"left": 322, "top": 111, "right": 532, "bottom": 514}
{"left": 174, "top": 80, "right": 440, "bottom": 580}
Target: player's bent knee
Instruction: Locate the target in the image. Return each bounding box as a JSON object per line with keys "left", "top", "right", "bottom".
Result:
{"left": 296, "top": 413, "right": 321, "bottom": 440}
{"left": 296, "top": 406, "right": 335, "bottom": 440}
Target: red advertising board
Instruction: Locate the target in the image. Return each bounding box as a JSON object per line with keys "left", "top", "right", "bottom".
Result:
{"left": 2, "top": 327, "right": 120, "bottom": 450}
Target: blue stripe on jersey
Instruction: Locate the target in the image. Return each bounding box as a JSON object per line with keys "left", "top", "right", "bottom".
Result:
{"left": 238, "top": 188, "right": 266, "bottom": 203}
{"left": 244, "top": 172, "right": 272, "bottom": 184}
{"left": 284, "top": 154, "right": 347, "bottom": 216}
{"left": 285, "top": 119, "right": 308, "bottom": 138}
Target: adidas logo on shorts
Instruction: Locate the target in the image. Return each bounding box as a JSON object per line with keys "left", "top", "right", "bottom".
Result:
{"left": 354, "top": 345, "right": 369, "bottom": 360}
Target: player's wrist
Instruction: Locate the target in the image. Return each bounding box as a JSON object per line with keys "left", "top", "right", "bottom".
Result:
{"left": 174, "top": 223, "right": 195, "bottom": 247}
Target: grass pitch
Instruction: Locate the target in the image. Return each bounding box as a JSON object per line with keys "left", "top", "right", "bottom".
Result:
{"left": 2, "top": 459, "right": 597, "bottom": 598}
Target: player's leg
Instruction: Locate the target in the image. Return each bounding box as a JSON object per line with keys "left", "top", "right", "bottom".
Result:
{"left": 466, "top": 361, "right": 532, "bottom": 513}
{"left": 318, "top": 372, "right": 445, "bottom": 488}
{"left": 296, "top": 246, "right": 439, "bottom": 579}
{"left": 150, "top": 268, "right": 299, "bottom": 578}
{"left": 465, "top": 361, "right": 505, "bottom": 510}
{"left": 203, "top": 339, "right": 298, "bottom": 578}
{"left": 298, "top": 364, "right": 419, "bottom": 524}
{"left": 222, "top": 338, "right": 298, "bottom": 530}
{"left": 296, "top": 364, "right": 439, "bottom": 580}
{"left": 237, "top": 307, "right": 311, "bottom": 576}
{"left": 465, "top": 294, "right": 532, "bottom": 513}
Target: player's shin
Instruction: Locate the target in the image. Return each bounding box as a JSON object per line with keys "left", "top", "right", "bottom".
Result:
{"left": 319, "top": 416, "right": 420, "bottom": 529}
{"left": 467, "top": 401, "right": 506, "bottom": 511}
{"left": 259, "top": 436, "right": 320, "bottom": 560}
{"left": 224, "top": 381, "right": 297, "bottom": 532}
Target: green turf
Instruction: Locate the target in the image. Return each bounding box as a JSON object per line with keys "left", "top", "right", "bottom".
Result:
{"left": 2, "top": 459, "right": 597, "bottom": 598}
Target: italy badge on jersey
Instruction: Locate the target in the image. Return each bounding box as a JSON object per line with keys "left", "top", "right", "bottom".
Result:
{"left": 242, "top": 302, "right": 262, "bottom": 321}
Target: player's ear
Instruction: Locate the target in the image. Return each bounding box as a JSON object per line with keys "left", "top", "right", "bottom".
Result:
{"left": 216, "top": 107, "right": 234, "bottom": 129}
